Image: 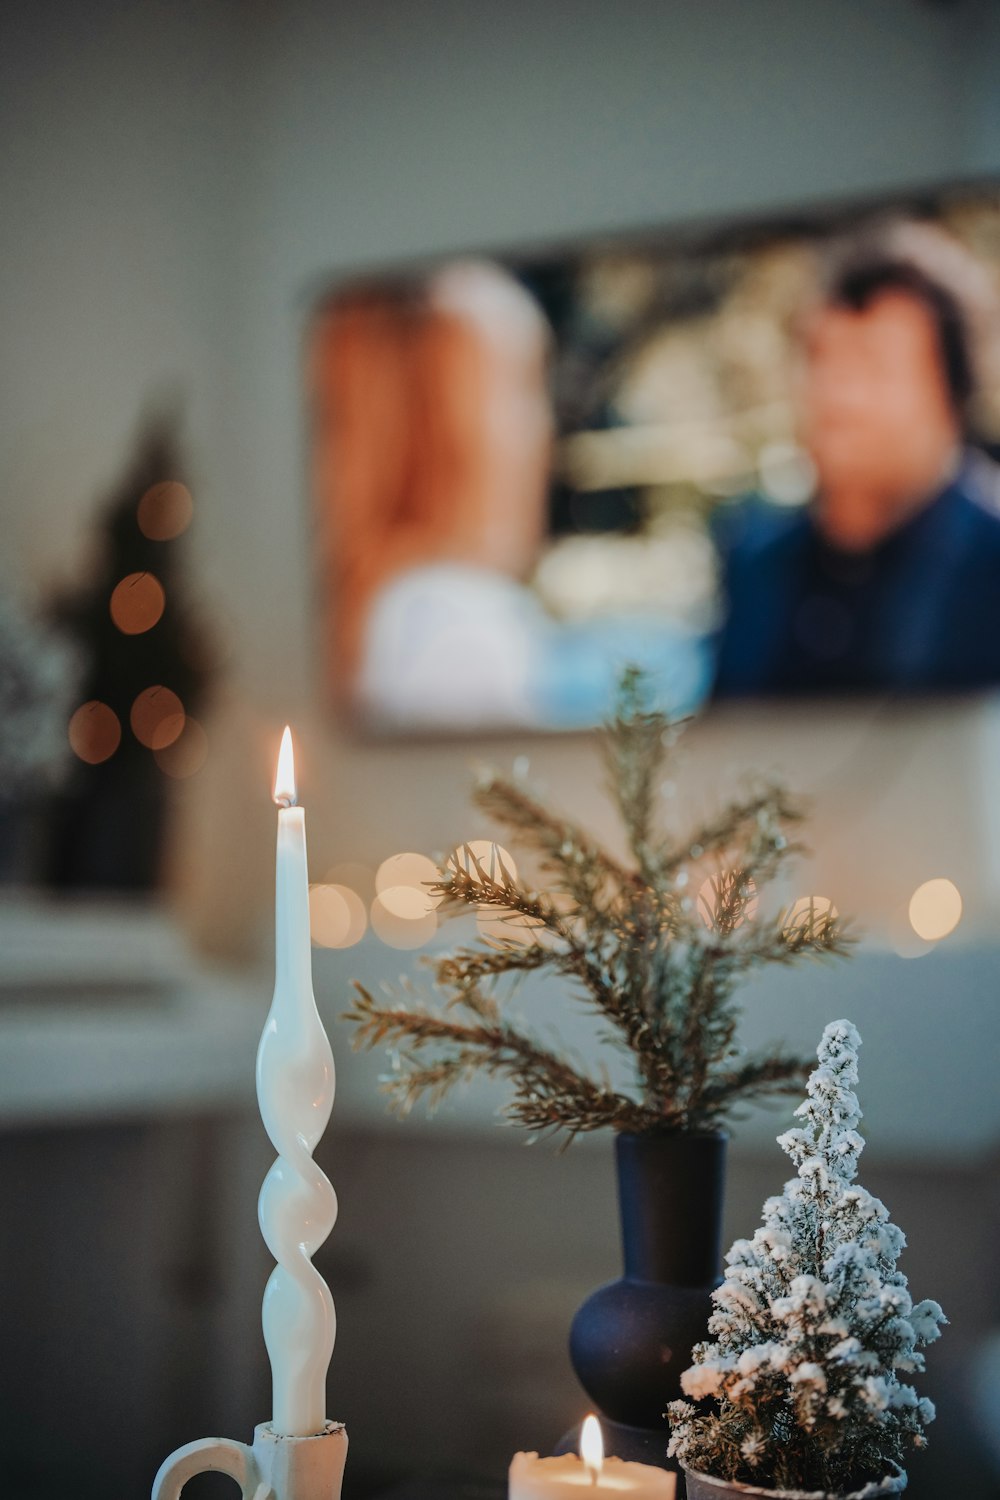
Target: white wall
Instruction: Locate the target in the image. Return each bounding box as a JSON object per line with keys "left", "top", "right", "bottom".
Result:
{"left": 963, "top": 0, "right": 1000, "bottom": 171}
{"left": 0, "top": 1, "right": 242, "bottom": 587}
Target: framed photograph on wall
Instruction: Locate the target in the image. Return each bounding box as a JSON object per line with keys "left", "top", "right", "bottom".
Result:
{"left": 308, "top": 180, "right": 1000, "bottom": 734}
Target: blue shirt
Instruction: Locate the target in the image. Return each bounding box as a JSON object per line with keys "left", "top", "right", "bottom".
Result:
{"left": 714, "top": 452, "right": 1000, "bottom": 697}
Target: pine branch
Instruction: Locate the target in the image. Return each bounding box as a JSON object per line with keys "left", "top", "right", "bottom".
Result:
{"left": 735, "top": 913, "right": 854, "bottom": 969}
{"left": 603, "top": 665, "right": 674, "bottom": 883}
{"left": 346, "top": 981, "right": 651, "bottom": 1138}
{"left": 343, "top": 665, "right": 855, "bottom": 1145}
{"left": 432, "top": 848, "right": 567, "bottom": 932}
{"left": 696, "top": 1053, "right": 811, "bottom": 1114}
{"left": 473, "top": 773, "right": 633, "bottom": 896}
{"left": 661, "top": 782, "right": 804, "bottom": 880}
{"left": 432, "top": 944, "right": 553, "bottom": 989}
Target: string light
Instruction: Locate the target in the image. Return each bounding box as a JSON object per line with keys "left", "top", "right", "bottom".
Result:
{"left": 130, "top": 686, "right": 185, "bottom": 750}
{"left": 68, "top": 701, "right": 121, "bottom": 764}
{"left": 309, "top": 884, "right": 367, "bottom": 948}
{"left": 154, "top": 717, "right": 208, "bottom": 778}
{"left": 370, "top": 894, "right": 437, "bottom": 949}
{"left": 109, "top": 571, "right": 165, "bottom": 635}
{"left": 375, "top": 851, "right": 440, "bottom": 917}
{"left": 137, "top": 480, "right": 193, "bottom": 540}
{"left": 908, "top": 878, "right": 962, "bottom": 942}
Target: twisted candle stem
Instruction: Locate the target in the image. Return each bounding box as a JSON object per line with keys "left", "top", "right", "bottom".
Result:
{"left": 257, "top": 805, "right": 337, "bottom": 1437}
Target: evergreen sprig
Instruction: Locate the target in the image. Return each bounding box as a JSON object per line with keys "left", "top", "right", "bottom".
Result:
{"left": 345, "top": 667, "right": 853, "bottom": 1142}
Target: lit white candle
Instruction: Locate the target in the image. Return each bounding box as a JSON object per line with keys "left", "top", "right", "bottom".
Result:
{"left": 257, "top": 726, "right": 337, "bottom": 1436}
{"left": 509, "top": 1416, "right": 675, "bottom": 1499}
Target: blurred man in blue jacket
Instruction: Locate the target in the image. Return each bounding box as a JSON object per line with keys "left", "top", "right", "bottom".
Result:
{"left": 715, "top": 222, "right": 1000, "bottom": 696}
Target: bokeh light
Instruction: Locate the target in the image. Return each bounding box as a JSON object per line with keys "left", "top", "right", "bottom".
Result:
{"left": 370, "top": 894, "right": 438, "bottom": 949}
{"left": 137, "top": 481, "right": 194, "bottom": 540}
{"left": 378, "top": 885, "right": 434, "bottom": 919}
{"left": 154, "top": 717, "right": 208, "bottom": 779}
{"left": 309, "top": 883, "right": 367, "bottom": 948}
{"left": 109, "top": 572, "right": 165, "bottom": 634}
{"left": 68, "top": 701, "right": 121, "bottom": 764}
{"left": 697, "top": 873, "right": 759, "bottom": 930}
{"left": 908, "top": 878, "right": 962, "bottom": 942}
{"left": 449, "top": 839, "right": 518, "bottom": 885}
{"left": 889, "top": 925, "right": 934, "bottom": 961}
{"left": 130, "top": 686, "right": 185, "bottom": 749}
{"left": 376, "top": 851, "right": 440, "bottom": 917}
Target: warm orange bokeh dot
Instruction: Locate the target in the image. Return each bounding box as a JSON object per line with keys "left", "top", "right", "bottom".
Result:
{"left": 309, "top": 884, "right": 368, "bottom": 949}
{"left": 375, "top": 851, "right": 440, "bottom": 916}
{"left": 137, "top": 481, "right": 194, "bottom": 540}
{"left": 130, "top": 686, "right": 185, "bottom": 750}
{"left": 154, "top": 717, "right": 208, "bottom": 779}
{"left": 68, "top": 701, "right": 121, "bottom": 764}
{"left": 110, "top": 572, "right": 165, "bottom": 634}
{"left": 908, "top": 878, "right": 962, "bottom": 942}
{"left": 370, "top": 894, "right": 437, "bottom": 949}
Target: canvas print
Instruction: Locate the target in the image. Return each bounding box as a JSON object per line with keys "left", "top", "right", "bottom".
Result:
{"left": 309, "top": 183, "right": 1000, "bottom": 733}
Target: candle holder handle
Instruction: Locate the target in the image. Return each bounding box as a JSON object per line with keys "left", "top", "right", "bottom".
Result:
{"left": 152, "top": 1435, "right": 260, "bottom": 1499}
{"left": 152, "top": 1422, "right": 348, "bottom": 1500}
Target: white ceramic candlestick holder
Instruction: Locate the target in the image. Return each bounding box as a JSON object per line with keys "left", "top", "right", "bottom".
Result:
{"left": 152, "top": 731, "right": 346, "bottom": 1500}
{"left": 152, "top": 1422, "right": 348, "bottom": 1500}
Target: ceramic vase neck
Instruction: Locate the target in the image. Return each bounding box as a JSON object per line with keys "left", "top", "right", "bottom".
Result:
{"left": 615, "top": 1130, "right": 727, "bottom": 1286}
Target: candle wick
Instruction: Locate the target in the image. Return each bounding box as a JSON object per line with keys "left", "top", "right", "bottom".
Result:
{"left": 275, "top": 794, "right": 297, "bottom": 809}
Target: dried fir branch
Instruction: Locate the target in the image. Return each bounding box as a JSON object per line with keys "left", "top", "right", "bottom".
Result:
{"left": 432, "top": 847, "right": 566, "bottom": 929}
{"left": 659, "top": 781, "right": 805, "bottom": 880}
{"left": 346, "top": 981, "right": 653, "bottom": 1135}
{"left": 696, "top": 1053, "right": 812, "bottom": 1116}
{"left": 603, "top": 664, "right": 675, "bottom": 883}
{"left": 343, "top": 666, "right": 854, "bottom": 1145}
{"left": 433, "top": 944, "right": 553, "bottom": 989}
{"left": 473, "top": 772, "right": 633, "bottom": 894}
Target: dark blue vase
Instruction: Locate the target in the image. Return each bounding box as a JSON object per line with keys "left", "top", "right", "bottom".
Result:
{"left": 562, "top": 1130, "right": 727, "bottom": 1467}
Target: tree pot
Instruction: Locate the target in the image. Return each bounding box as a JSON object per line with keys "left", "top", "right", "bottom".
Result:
{"left": 560, "top": 1130, "right": 727, "bottom": 1466}
{"left": 682, "top": 1464, "right": 906, "bottom": 1499}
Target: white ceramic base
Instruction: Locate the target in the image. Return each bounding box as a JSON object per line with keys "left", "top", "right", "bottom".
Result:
{"left": 152, "top": 1420, "right": 348, "bottom": 1500}
{"left": 682, "top": 1463, "right": 905, "bottom": 1499}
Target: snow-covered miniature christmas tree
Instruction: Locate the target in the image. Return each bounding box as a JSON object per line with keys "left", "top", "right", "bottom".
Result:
{"left": 668, "top": 1020, "right": 946, "bottom": 1496}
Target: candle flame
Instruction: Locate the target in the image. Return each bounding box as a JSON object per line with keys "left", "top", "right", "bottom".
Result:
{"left": 581, "top": 1414, "right": 603, "bottom": 1477}
{"left": 273, "top": 725, "right": 297, "bottom": 807}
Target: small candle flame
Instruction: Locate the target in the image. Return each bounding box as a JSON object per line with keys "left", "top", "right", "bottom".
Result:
{"left": 273, "top": 725, "right": 297, "bottom": 807}
{"left": 581, "top": 1414, "right": 603, "bottom": 1480}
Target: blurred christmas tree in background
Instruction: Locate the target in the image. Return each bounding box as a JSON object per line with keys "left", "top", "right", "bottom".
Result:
{"left": 45, "top": 410, "right": 213, "bottom": 891}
